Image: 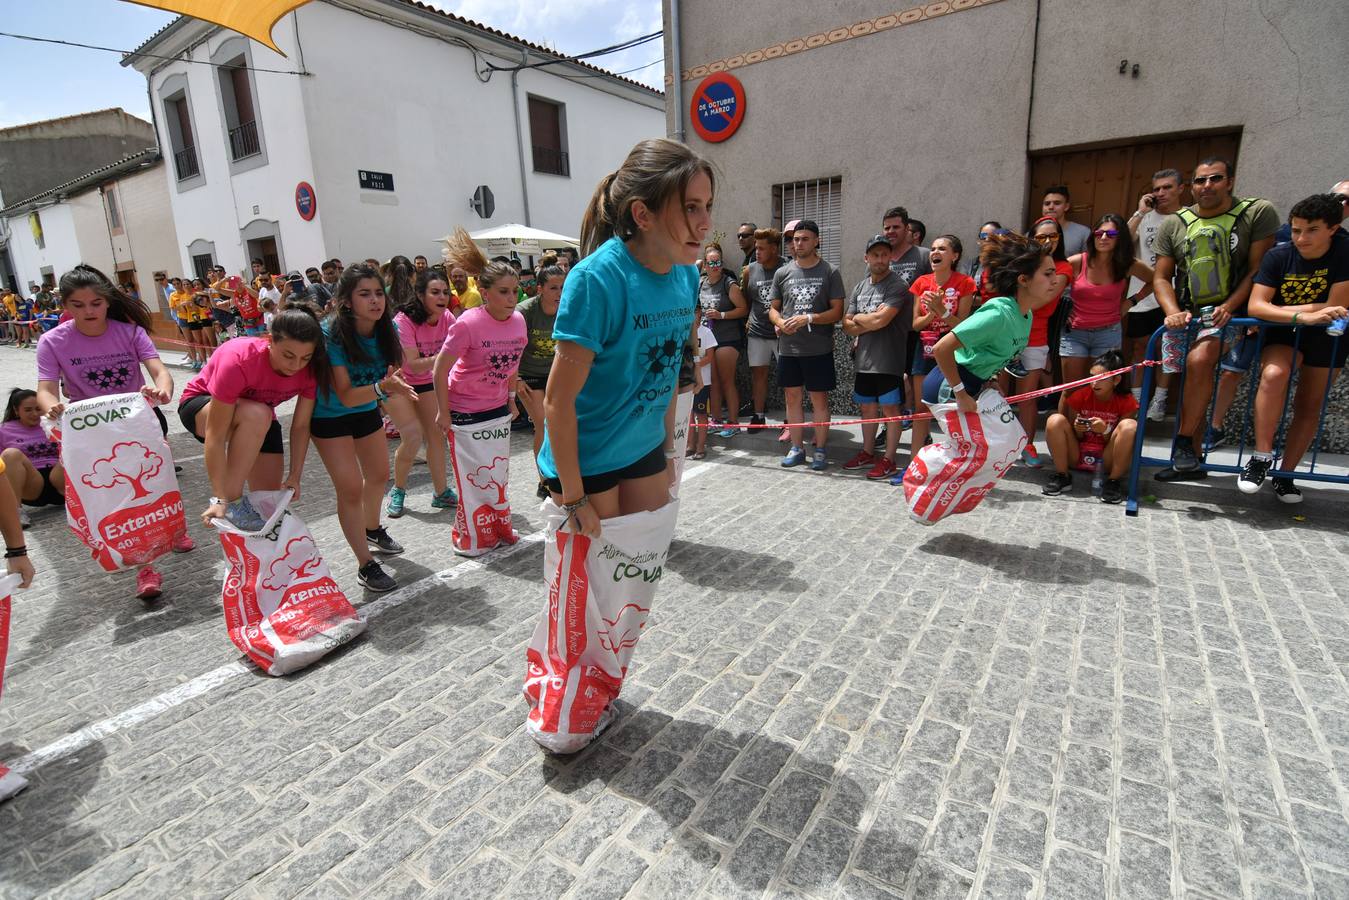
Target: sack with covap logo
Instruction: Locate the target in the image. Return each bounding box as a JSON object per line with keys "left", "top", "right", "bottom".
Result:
{"left": 523, "top": 498, "right": 680, "bottom": 754}
{"left": 449, "top": 413, "right": 518, "bottom": 557}
{"left": 51, "top": 393, "right": 186, "bottom": 571}
{"left": 0, "top": 572, "right": 27, "bottom": 801}
{"left": 668, "top": 390, "right": 694, "bottom": 499}
{"left": 903, "top": 388, "right": 1025, "bottom": 526}
{"left": 213, "top": 490, "right": 365, "bottom": 676}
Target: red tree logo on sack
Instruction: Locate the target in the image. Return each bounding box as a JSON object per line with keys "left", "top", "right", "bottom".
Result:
{"left": 597, "top": 603, "right": 648, "bottom": 656}
{"left": 261, "top": 536, "right": 322, "bottom": 590}
{"left": 467, "top": 457, "right": 509, "bottom": 504}
{"left": 82, "top": 442, "right": 163, "bottom": 498}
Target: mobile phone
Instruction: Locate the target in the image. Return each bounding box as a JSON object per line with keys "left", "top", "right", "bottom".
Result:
{"left": 1144, "top": 194, "right": 1155, "bottom": 208}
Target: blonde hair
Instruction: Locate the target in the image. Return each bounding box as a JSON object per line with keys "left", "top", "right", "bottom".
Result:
{"left": 441, "top": 227, "right": 516, "bottom": 292}
{"left": 579, "top": 138, "right": 714, "bottom": 257}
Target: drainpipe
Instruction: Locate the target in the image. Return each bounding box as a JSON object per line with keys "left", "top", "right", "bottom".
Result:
{"left": 670, "top": 0, "right": 685, "bottom": 142}
{"left": 511, "top": 50, "right": 532, "bottom": 226}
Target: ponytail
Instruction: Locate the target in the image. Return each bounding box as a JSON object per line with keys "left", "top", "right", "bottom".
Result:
{"left": 578, "top": 139, "right": 715, "bottom": 258}
{"left": 441, "top": 227, "right": 516, "bottom": 293}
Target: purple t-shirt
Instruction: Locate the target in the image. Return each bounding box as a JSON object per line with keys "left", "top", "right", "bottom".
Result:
{"left": 0, "top": 420, "right": 60, "bottom": 470}
{"left": 179, "top": 336, "right": 317, "bottom": 418}
{"left": 36, "top": 319, "right": 158, "bottom": 401}
{"left": 440, "top": 307, "right": 526, "bottom": 413}
{"left": 393, "top": 311, "right": 452, "bottom": 387}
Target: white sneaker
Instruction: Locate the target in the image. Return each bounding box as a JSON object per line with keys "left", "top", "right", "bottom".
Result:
{"left": 1147, "top": 395, "right": 1167, "bottom": 422}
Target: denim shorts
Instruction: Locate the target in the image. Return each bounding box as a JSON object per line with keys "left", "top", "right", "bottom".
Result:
{"left": 1059, "top": 323, "right": 1122, "bottom": 359}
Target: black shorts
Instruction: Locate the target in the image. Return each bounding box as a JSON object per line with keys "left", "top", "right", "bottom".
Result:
{"left": 179, "top": 393, "right": 284, "bottom": 454}
{"left": 185, "top": 320, "right": 208, "bottom": 331}
{"left": 693, "top": 385, "right": 711, "bottom": 414}
{"left": 412, "top": 381, "right": 435, "bottom": 395}
{"left": 1126, "top": 307, "right": 1165, "bottom": 340}
{"left": 310, "top": 407, "right": 383, "bottom": 440}
{"left": 23, "top": 466, "right": 63, "bottom": 508}
{"left": 853, "top": 371, "right": 903, "bottom": 402}
{"left": 778, "top": 353, "right": 837, "bottom": 392}
{"left": 1264, "top": 325, "right": 1349, "bottom": 370}
{"left": 450, "top": 405, "right": 510, "bottom": 427}
{"left": 544, "top": 443, "right": 666, "bottom": 496}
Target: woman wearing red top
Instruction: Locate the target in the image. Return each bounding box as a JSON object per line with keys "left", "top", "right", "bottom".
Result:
{"left": 1042, "top": 350, "right": 1139, "bottom": 503}
{"left": 1060, "top": 214, "right": 1154, "bottom": 386}
{"left": 1006, "top": 217, "right": 1072, "bottom": 467}
{"left": 906, "top": 236, "right": 975, "bottom": 468}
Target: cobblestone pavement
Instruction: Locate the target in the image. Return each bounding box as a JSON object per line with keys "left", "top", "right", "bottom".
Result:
{"left": 1, "top": 344, "right": 1348, "bottom": 899}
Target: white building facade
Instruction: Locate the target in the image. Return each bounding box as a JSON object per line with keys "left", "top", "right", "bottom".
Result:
{"left": 0, "top": 149, "right": 183, "bottom": 319}
{"left": 124, "top": 0, "right": 666, "bottom": 280}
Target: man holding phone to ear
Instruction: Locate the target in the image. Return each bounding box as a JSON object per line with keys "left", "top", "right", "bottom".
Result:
{"left": 1127, "top": 168, "right": 1186, "bottom": 419}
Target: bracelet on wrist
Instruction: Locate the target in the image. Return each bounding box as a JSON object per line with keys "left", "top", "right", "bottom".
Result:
{"left": 373, "top": 381, "right": 389, "bottom": 402}
{"left": 950, "top": 382, "right": 967, "bottom": 393}
{"left": 5, "top": 546, "right": 28, "bottom": 559}
{"left": 561, "top": 494, "right": 589, "bottom": 516}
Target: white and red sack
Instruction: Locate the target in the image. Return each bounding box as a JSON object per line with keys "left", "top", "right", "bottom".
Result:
{"left": 903, "top": 388, "right": 1025, "bottom": 525}
{"left": 213, "top": 490, "right": 366, "bottom": 676}
{"left": 523, "top": 499, "right": 680, "bottom": 754}
{"left": 51, "top": 393, "right": 186, "bottom": 571}
{"left": 0, "top": 572, "right": 27, "bottom": 801}
{"left": 449, "top": 414, "right": 518, "bottom": 557}
{"left": 669, "top": 390, "right": 695, "bottom": 499}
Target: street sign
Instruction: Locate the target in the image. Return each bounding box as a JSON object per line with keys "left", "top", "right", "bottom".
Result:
{"left": 358, "top": 170, "right": 394, "bottom": 191}
{"left": 689, "top": 72, "right": 745, "bottom": 143}
{"left": 295, "top": 181, "right": 317, "bottom": 220}
{"left": 471, "top": 184, "right": 495, "bottom": 219}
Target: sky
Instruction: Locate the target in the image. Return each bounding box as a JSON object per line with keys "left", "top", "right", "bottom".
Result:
{"left": 0, "top": 0, "right": 664, "bottom": 129}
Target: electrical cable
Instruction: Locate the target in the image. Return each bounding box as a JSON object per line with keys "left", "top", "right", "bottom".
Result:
{"left": 483, "top": 30, "right": 662, "bottom": 72}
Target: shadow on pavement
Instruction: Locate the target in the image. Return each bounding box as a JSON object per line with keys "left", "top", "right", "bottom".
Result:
{"left": 919, "top": 533, "right": 1155, "bottom": 587}
{"left": 666, "top": 540, "right": 809, "bottom": 593}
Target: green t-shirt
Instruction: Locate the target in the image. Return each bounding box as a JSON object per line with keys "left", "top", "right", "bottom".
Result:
{"left": 952, "top": 295, "right": 1030, "bottom": 379}
{"left": 516, "top": 294, "right": 557, "bottom": 380}
{"left": 1153, "top": 198, "right": 1281, "bottom": 312}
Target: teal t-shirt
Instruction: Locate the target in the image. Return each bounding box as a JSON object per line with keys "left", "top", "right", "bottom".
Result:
{"left": 314, "top": 320, "right": 401, "bottom": 419}
{"left": 538, "top": 237, "right": 698, "bottom": 478}
{"left": 952, "top": 295, "right": 1031, "bottom": 379}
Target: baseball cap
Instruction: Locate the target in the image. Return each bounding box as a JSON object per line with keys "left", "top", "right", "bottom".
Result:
{"left": 866, "top": 234, "right": 892, "bottom": 253}
{"left": 784, "top": 219, "right": 801, "bottom": 234}
{"left": 794, "top": 219, "right": 820, "bottom": 236}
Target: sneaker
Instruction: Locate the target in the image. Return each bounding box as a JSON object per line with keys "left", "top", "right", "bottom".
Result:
{"left": 366, "top": 526, "right": 404, "bottom": 555}
{"left": 842, "top": 451, "right": 876, "bottom": 471}
{"left": 225, "top": 495, "right": 265, "bottom": 532}
{"left": 1273, "top": 477, "right": 1302, "bottom": 504}
{"left": 778, "top": 426, "right": 791, "bottom": 443}
{"left": 357, "top": 559, "right": 397, "bottom": 592}
{"left": 1004, "top": 359, "right": 1029, "bottom": 378}
{"left": 432, "top": 487, "right": 458, "bottom": 509}
{"left": 810, "top": 448, "right": 828, "bottom": 471}
{"left": 17, "top": 507, "right": 30, "bottom": 529}
{"left": 1021, "top": 446, "right": 1044, "bottom": 469}
{"left": 1172, "top": 436, "right": 1200, "bottom": 472}
{"left": 899, "top": 414, "right": 912, "bottom": 432}
{"left": 866, "top": 458, "right": 897, "bottom": 481}
{"left": 1043, "top": 471, "right": 1074, "bottom": 495}
{"left": 750, "top": 414, "right": 766, "bottom": 428}
{"left": 172, "top": 532, "right": 195, "bottom": 553}
{"left": 1100, "top": 478, "right": 1124, "bottom": 504}
{"left": 536, "top": 481, "right": 550, "bottom": 500}
{"left": 1237, "top": 456, "right": 1271, "bottom": 494}
{"left": 1203, "top": 426, "right": 1226, "bottom": 452}
{"left": 386, "top": 487, "right": 406, "bottom": 518}
{"left": 1147, "top": 395, "right": 1167, "bottom": 422}
{"left": 781, "top": 446, "right": 806, "bottom": 468}
{"left": 135, "top": 566, "right": 163, "bottom": 601}
{"left": 875, "top": 427, "right": 888, "bottom": 446}
{"left": 718, "top": 426, "right": 737, "bottom": 438}
{"left": 383, "top": 416, "right": 400, "bottom": 439}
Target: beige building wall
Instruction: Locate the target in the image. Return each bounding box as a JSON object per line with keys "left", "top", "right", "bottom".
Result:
{"left": 666, "top": 0, "right": 1349, "bottom": 287}
{"left": 115, "top": 166, "right": 183, "bottom": 317}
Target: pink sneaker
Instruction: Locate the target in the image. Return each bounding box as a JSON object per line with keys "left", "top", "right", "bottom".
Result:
{"left": 173, "top": 533, "right": 195, "bottom": 553}
{"left": 778, "top": 427, "right": 791, "bottom": 442}
{"left": 136, "top": 566, "right": 163, "bottom": 601}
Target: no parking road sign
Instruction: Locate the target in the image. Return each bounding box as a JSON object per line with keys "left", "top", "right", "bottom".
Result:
{"left": 690, "top": 72, "right": 745, "bottom": 143}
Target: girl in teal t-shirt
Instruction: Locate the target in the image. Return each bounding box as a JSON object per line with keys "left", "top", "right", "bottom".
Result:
{"left": 924, "top": 233, "right": 1062, "bottom": 412}
{"left": 538, "top": 139, "right": 715, "bottom": 538}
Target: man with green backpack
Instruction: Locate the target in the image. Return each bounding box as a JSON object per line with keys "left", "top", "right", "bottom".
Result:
{"left": 1151, "top": 157, "right": 1281, "bottom": 479}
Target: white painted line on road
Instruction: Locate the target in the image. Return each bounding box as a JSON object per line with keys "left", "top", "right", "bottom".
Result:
{"left": 9, "top": 463, "right": 719, "bottom": 775}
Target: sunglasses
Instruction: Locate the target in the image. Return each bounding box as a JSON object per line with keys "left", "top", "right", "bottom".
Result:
{"left": 1094, "top": 228, "right": 1120, "bottom": 238}
{"left": 1034, "top": 233, "right": 1059, "bottom": 242}
{"left": 1192, "top": 174, "right": 1226, "bottom": 186}
{"left": 737, "top": 232, "right": 754, "bottom": 239}
{"left": 979, "top": 229, "right": 1011, "bottom": 240}
{"left": 706, "top": 260, "right": 723, "bottom": 268}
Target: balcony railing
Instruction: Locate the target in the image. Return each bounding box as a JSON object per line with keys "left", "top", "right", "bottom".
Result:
{"left": 532, "top": 145, "right": 570, "bottom": 177}
{"left": 173, "top": 145, "right": 200, "bottom": 181}
{"left": 228, "top": 120, "right": 261, "bottom": 161}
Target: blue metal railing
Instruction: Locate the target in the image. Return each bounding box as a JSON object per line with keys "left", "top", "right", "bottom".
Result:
{"left": 1126, "top": 316, "right": 1346, "bottom": 515}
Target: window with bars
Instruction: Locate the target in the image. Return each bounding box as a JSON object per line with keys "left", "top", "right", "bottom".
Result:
{"left": 772, "top": 177, "right": 843, "bottom": 268}
{"left": 528, "top": 96, "right": 569, "bottom": 177}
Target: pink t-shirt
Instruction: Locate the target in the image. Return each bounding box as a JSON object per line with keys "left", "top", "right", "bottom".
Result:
{"left": 393, "top": 311, "right": 452, "bottom": 387}
{"left": 36, "top": 319, "right": 158, "bottom": 401}
{"left": 440, "top": 307, "right": 526, "bottom": 414}
{"left": 0, "top": 420, "right": 60, "bottom": 470}
{"left": 179, "top": 336, "right": 316, "bottom": 418}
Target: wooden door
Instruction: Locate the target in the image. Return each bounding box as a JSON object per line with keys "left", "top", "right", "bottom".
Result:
{"left": 1029, "top": 132, "right": 1241, "bottom": 230}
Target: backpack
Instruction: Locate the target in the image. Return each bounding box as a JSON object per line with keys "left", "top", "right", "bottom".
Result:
{"left": 1176, "top": 198, "right": 1255, "bottom": 309}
